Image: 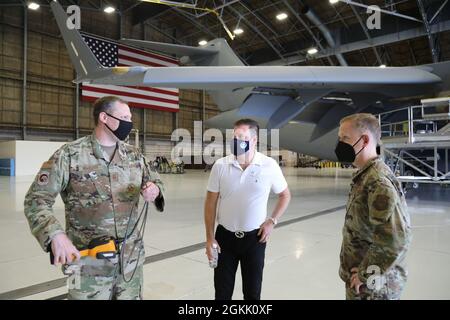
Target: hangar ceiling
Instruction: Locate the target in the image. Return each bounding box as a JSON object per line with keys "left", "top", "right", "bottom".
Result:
{"left": 117, "top": 0, "right": 450, "bottom": 67}
{"left": 2, "top": 0, "right": 449, "bottom": 67}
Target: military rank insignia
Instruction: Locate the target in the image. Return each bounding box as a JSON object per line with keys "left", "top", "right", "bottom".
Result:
{"left": 37, "top": 171, "right": 50, "bottom": 186}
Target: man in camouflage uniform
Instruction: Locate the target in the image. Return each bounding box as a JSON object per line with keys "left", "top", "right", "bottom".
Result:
{"left": 24, "top": 96, "right": 165, "bottom": 300}
{"left": 335, "top": 113, "right": 412, "bottom": 300}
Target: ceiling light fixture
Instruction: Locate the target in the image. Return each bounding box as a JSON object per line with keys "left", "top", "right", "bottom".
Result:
{"left": 104, "top": 6, "right": 116, "bottom": 14}
{"left": 276, "top": 13, "right": 288, "bottom": 21}
{"left": 307, "top": 47, "right": 318, "bottom": 55}
{"left": 233, "top": 28, "right": 244, "bottom": 35}
{"left": 28, "top": 2, "right": 40, "bottom": 10}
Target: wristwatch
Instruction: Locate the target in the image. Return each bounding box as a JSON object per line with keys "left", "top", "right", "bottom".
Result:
{"left": 268, "top": 217, "right": 278, "bottom": 225}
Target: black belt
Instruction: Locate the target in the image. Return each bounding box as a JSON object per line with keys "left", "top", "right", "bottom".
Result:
{"left": 217, "top": 224, "right": 259, "bottom": 239}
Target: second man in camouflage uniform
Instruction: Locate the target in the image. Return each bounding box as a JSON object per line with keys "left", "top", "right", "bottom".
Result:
{"left": 335, "top": 113, "right": 412, "bottom": 300}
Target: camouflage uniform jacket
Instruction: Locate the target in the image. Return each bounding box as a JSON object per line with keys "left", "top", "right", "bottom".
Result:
{"left": 24, "top": 132, "right": 165, "bottom": 252}
{"left": 339, "top": 157, "right": 411, "bottom": 289}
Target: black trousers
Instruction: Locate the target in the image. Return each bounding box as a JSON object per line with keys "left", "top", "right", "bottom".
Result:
{"left": 214, "top": 224, "right": 266, "bottom": 300}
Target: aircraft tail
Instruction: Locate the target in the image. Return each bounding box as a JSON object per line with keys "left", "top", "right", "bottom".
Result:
{"left": 52, "top": 0, "right": 251, "bottom": 110}
{"left": 50, "top": 1, "right": 104, "bottom": 80}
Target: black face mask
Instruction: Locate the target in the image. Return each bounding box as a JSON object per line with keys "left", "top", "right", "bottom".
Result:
{"left": 334, "top": 136, "right": 365, "bottom": 163}
{"left": 230, "top": 138, "right": 250, "bottom": 156}
{"left": 105, "top": 113, "right": 133, "bottom": 141}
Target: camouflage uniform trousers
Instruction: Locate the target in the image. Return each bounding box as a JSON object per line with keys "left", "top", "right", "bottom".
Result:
{"left": 67, "top": 243, "right": 145, "bottom": 300}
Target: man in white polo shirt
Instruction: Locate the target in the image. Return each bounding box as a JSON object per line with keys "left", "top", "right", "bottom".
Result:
{"left": 204, "top": 118, "right": 291, "bottom": 300}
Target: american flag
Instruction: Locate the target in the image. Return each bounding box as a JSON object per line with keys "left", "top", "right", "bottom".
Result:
{"left": 81, "top": 34, "right": 179, "bottom": 112}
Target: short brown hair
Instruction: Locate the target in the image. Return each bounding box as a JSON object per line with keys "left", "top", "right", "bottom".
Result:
{"left": 340, "top": 113, "right": 381, "bottom": 142}
{"left": 234, "top": 118, "right": 259, "bottom": 137}
{"left": 92, "top": 96, "right": 128, "bottom": 125}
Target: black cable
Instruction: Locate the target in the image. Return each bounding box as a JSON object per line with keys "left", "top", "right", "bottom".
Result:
{"left": 116, "top": 151, "right": 154, "bottom": 283}
{"left": 118, "top": 200, "right": 149, "bottom": 283}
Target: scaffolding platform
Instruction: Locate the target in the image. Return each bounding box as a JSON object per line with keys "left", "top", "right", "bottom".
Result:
{"left": 378, "top": 97, "right": 450, "bottom": 190}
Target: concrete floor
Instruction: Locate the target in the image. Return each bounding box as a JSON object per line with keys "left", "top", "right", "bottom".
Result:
{"left": 0, "top": 167, "right": 449, "bottom": 300}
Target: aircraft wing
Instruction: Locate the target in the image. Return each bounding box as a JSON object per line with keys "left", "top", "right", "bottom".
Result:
{"left": 89, "top": 65, "right": 442, "bottom": 91}
{"left": 88, "top": 64, "right": 442, "bottom": 130}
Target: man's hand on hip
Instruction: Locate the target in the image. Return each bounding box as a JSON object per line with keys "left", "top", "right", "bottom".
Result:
{"left": 141, "top": 182, "right": 160, "bottom": 202}
{"left": 51, "top": 233, "right": 80, "bottom": 265}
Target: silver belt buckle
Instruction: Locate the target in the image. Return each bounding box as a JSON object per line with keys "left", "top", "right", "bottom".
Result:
{"left": 235, "top": 231, "right": 245, "bottom": 239}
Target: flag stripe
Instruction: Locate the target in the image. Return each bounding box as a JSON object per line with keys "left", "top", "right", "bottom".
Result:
{"left": 85, "top": 84, "right": 179, "bottom": 99}
{"left": 119, "top": 49, "right": 178, "bottom": 67}
{"left": 83, "top": 96, "right": 179, "bottom": 112}
{"left": 83, "top": 85, "right": 179, "bottom": 105}
{"left": 118, "top": 44, "right": 178, "bottom": 64}
{"left": 118, "top": 56, "right": 165, "bottom": 68}
{"left": 83, "top": 91, "right": 179, "bottom": 110}
{"left": 123, "top": 85, "right": 179, "bottom": 96}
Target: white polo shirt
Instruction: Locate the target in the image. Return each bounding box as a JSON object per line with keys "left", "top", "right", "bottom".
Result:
{"left": 206, "top": 152, "right": 288, "bottom": 232}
